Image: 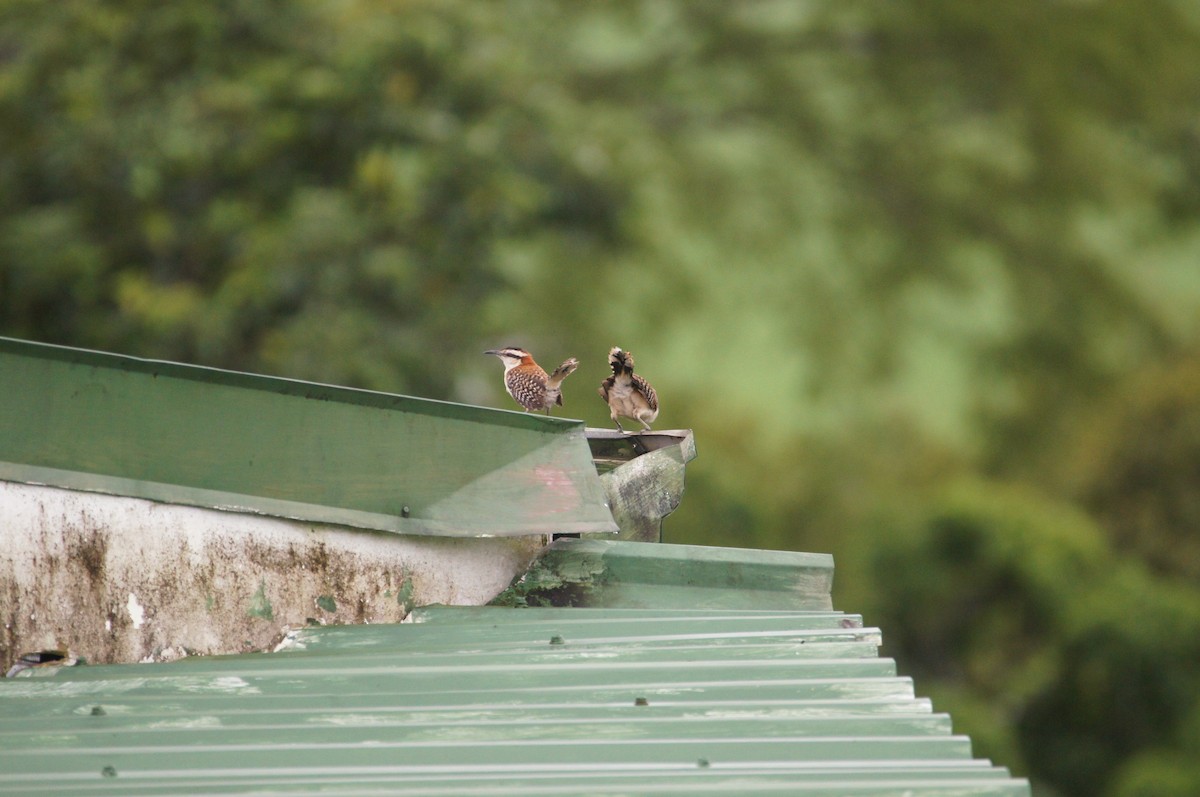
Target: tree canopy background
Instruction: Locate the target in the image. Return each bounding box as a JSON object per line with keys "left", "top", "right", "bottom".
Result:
{"left": 4, "top": 2, "right": 1200, "bottom": 794}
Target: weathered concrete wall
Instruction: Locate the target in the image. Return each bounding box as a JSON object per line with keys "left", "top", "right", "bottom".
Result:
{"left": 0, "top": 481, "right": 547, "bottom": 671}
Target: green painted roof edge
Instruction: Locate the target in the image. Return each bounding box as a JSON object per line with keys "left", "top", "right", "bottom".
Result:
{"left": 0, "top": 336, "right": 568, "bottom": 431}
{"left": 0, "top": 336, "right": 617, "bottom": 537}
{"left": 492, "top": 538, "right": 835, "bottom": 610}
{"left": 0, "top": 462, "right": 607, "bottom": 537}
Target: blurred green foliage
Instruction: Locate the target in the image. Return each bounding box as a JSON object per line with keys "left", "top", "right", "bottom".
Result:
{"left": 3, "top": 2, "right": 1200, "bottom": 794}
{"left": 1064, "top": 355, "right": 1200, "bottom": 581}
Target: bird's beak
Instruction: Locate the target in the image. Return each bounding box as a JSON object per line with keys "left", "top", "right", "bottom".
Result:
{"left": 484, "top": 349, "right": 499, "bottom": 356}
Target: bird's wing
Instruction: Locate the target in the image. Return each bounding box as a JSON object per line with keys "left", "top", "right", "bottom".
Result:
{"left": 632, "top": 374, "right": 658, "bottom": 411}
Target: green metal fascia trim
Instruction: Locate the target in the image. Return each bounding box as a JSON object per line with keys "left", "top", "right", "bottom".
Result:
{"left": 493, "top": 538, "right": 835, "bottom": 610}
{"left": 0, "top": 337, "right": 549, "bottom": 428}
{"left": 0, "top": 337, "right": 617, "bottom": 537}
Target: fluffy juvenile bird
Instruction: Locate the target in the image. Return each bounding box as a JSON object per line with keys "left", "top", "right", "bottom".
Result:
{"left": 598, "top": 346, "right": 659, "bottom": 432}
{"left": 485, "top": 347, "right": 579, "bottom": 414}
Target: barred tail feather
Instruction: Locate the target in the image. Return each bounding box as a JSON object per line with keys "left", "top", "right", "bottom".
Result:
{"left": 548, "top": 357, "right": 579, "bottom": 387}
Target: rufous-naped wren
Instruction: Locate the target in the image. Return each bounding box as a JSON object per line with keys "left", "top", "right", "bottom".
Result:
{"left": 598, "top": 346, "right": 659, "bottom": 432}
{"left": 485, "top": 347, "right": 580, "bottom": 414}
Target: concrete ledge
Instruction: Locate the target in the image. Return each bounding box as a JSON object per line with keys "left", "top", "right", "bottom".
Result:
{"left": 0, "top": 481, "right": 547, "bottom": 671}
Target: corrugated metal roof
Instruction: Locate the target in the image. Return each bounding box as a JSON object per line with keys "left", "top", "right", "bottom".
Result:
{"left": 0, "top": 542, "right": 1030, "bottom": 796}
{"left": 0, "top": 337, "right": 615, "bottom": 537}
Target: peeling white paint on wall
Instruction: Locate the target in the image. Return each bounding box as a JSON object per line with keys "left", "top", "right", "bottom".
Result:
{"left": 126, "top": 593, "right": 145, "bottom": 629}
{"left": 0, "top": 480, "right": 549, "bottom": 671}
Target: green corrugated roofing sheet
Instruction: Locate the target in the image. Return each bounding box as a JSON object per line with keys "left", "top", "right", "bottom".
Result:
{"left": 0, "top": 337, "right": 616, "bottom": 537}
{"left": 0, "top": 541, "right": 1030, "bottom": 796}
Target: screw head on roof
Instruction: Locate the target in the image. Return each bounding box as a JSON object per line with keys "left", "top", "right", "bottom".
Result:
{"left": 90, "top": 705, "right": 105, "bottom": 716}
{"left": 401, "top": 506, "right": 411, "bottom": 518}
{"left": 549, "top": 634, "right": 565, "bottom": 646}
{"left": 696, "top": 758, "right": 710, "bottom": 768}
{"left": 101, "top": 766, "right": 117, "bottom": 778}
{"left": 634, "top": 697, "right": 649, "bottom": 706}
